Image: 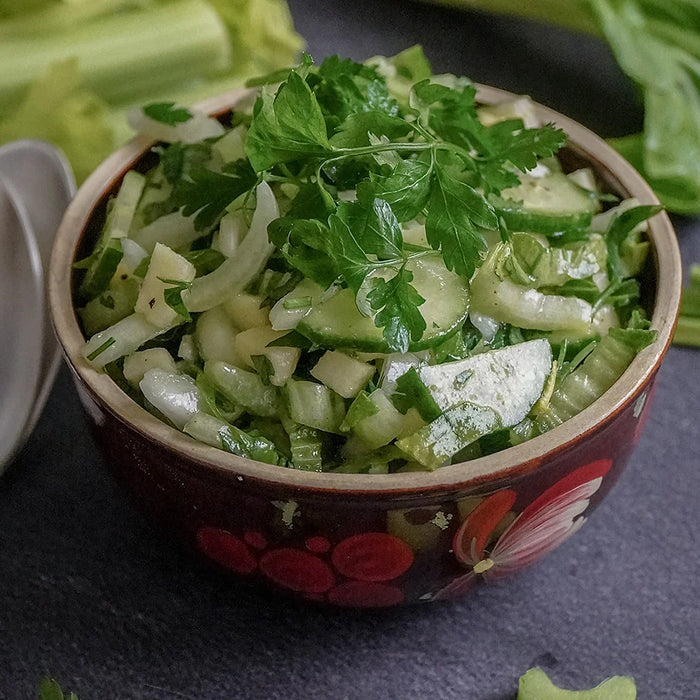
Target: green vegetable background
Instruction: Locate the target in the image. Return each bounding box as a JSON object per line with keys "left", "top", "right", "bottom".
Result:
{"left": 424, "top": 0, "right": 700, "bottom": 217}
{"left": 0, "top": 0, "right": 304, "bottom": 183}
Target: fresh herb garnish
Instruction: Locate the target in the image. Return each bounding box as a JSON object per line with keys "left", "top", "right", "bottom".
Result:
{"left": 241, "top": 52, "right": 567, "bottom": 350}
{"left": 158, "top": 278, "right": 193, "bottom": 321}
{"left": 143, "top": 102, "right": 193, "bottom": 126}
{"left": 86, "top": 337, "right": 116, "bottom": 361}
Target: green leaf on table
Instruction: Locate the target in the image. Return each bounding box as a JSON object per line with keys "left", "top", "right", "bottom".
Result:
{"left": 517, "top": 667, "right": 636, "bottom": 699}
{"left": 39, "top": 678, "right": 80, "bottom": 700}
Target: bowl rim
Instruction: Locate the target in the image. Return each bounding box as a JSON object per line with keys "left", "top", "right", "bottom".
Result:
{"left": 48, "top": 84, "right": 682, "bottom": 496}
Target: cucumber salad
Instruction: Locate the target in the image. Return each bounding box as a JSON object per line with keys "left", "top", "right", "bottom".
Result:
{"left": 76, "top": 47, "right": 659, "bottom": 473}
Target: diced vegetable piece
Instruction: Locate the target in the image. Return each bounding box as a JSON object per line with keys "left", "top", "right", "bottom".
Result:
{"left": 414, "top": 340, "right": 552, "bottom": 428}
{"left": 78, "top": 276, "right": 139, "bottom": 336}
{"left": 105, "top": 170, "right": 147, "bottom": 240}
{"left": 195, "top": 306, "right": 240, "bottom": 365}
{"left": 496, "top": 171, "right": 598, "bottom": 234}
{"left": 123, "top": 348, "right": 177, "bottom": 386}
{"left": 185, "top": 181, "right": 278, "bottom": 312}
{"left": 178, "top": 334, "right": 198, "bottom": 363}
{"left": 297, "top": 255, "right": 470, "bottom": 352}
{"left": 234, "top": 326, "right": 301, "bottom": 386}
{"left": 344, "top": 389, "right": 424, "bottom": 450}
{"left": 183, "top": 412, "right": 283, "bottom": 465}
{"left": 282, "top": 419, "right": 324, "bottom": 472}
{"left": 213, "top": 124, "right": 247, "bottom": 163}
{"left": 310, "top": 351, "right": 376, "bottom": 398}
{"left": 139, "top": 368, "right": 201, "bottom": 429}
{"left": 396, "top": 402, "right": 503, "bottom": 470}
{"left": 223, "top": 293, "right": 269, "bottom": 330}
{"left": 134, "top": 242, "right": 196, "bottom": 328}
{"left": 211, "top": 208, "right": 246, "bottom": 258}
{"left": 204, "top": 360, "right": 279, "bottom": 418}
{"left": 477, "top": 96, "right": 540, "bottom": 129}
{"left": 283, "top": 379, "right": 346, "bottom": 433}
{"left": 132, "top": 211, "right": 200, "bottom": 254}
{"left": 83, "top": 312, "right": 173, "bottom": 367}
{"left": 510, "top": 232, "right": 606, "bottom": 287}
{"left": 378, "top": 352, "right": 428, "bottom": 395}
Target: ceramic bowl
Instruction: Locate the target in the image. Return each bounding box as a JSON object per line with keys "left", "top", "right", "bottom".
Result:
{"left": 49, "top": 86, "right": 681, "bottom": 607}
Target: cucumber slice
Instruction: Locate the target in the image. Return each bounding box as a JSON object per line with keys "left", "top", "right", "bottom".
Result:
{"left": 297, "top": 255, "right": 470, "bottom": 352}
{"left": 495, "top": 172, "right": 597, "bottom": 235}
{"left": 470, "top": 245, "right": 593, "bottom": 334}
{"left": 415, "top": 339, "right": 552, "bottom": 424}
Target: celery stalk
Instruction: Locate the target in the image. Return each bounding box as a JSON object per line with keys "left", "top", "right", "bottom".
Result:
{"left": 0, "top": 0, "right": 231, "bottom": 113}
{"left": 424, "top": 0, "right": 599, "bottom": 35}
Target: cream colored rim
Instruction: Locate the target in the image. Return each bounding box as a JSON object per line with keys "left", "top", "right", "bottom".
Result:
{"left": 48, "top": 85, "right": 682, "bottom": 494}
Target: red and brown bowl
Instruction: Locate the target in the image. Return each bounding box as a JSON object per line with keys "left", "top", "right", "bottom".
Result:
{"left": 48, "top": 86, "right": 681, "bottom": 607}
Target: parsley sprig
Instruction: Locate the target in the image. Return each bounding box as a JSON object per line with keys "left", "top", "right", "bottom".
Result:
{"left": 242, "top": 52, "right": 567, "bottom": 350}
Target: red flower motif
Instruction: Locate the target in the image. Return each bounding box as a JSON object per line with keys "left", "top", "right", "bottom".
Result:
{"left": 327, "top": 581, "right": 404, "bottom": 607}
{"left": 259, "top": 548, "right": 336, "bottom": 594}
{"left": 196, "top": 527, "right": 257, "bottom": 575}
{"left": 305, "top": 535, "right": 331, "bottom": 553}
{"left": 436, "top": 459, "right": 613, "bottom": 599}
{"left": 243, "top": 530, "right": 268, "bottom": 550}
{"left": 331, "top": 533, "right": 414, "bottom": 582}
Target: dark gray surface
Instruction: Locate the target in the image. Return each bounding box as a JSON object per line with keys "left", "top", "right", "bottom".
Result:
{"left": 2, "top": 1, "right": 699, "bottom": 698}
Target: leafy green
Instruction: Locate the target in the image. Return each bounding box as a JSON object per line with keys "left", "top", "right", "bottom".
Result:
{"left": 172, "top": 160, "right": 257, "bottom": 230}
{"left": 518, "top": 667, "right": 636, "bottom": 699}
{"left": 158, "top": 278, "right": 193, "bottom": 321}
{"left": 0, "top": 0, "right": 304, "bottom": 183}
{"left": 420, "top": 0, "right": 700, "bottom": 214}
{"left": 143, "top": 102, "right": 193, "bottom": 126}
{"left": 367, "top": 267, "right": 427, "bottom": 352}
{"left": 39, "top": 678, "right": 80, "bottom": 700}
{"left": 426, "top": 161, "right": 494, "bottom": 278}
{"left": 243, "top": 51, "right": 570, "bottom": 350}
{"left": 674, "top": 263, "right": 700, "bottom": 347}
{"left": 245, "top": 63, "right": 331, "bottom": 172}
{"left": 183, "top": 248, "right": 226, "bottom": 276}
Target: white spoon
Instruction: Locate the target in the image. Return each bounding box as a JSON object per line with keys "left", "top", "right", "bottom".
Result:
{"left": 0, "top": 176, "right": 45, "bottom": 472}
{"left": 0, "top": 140, "right": 76, "bottom": 468}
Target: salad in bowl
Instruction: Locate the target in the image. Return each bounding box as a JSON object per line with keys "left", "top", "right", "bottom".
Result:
{"left": 73, "top": 49, "right": 661, "bottom": 475}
